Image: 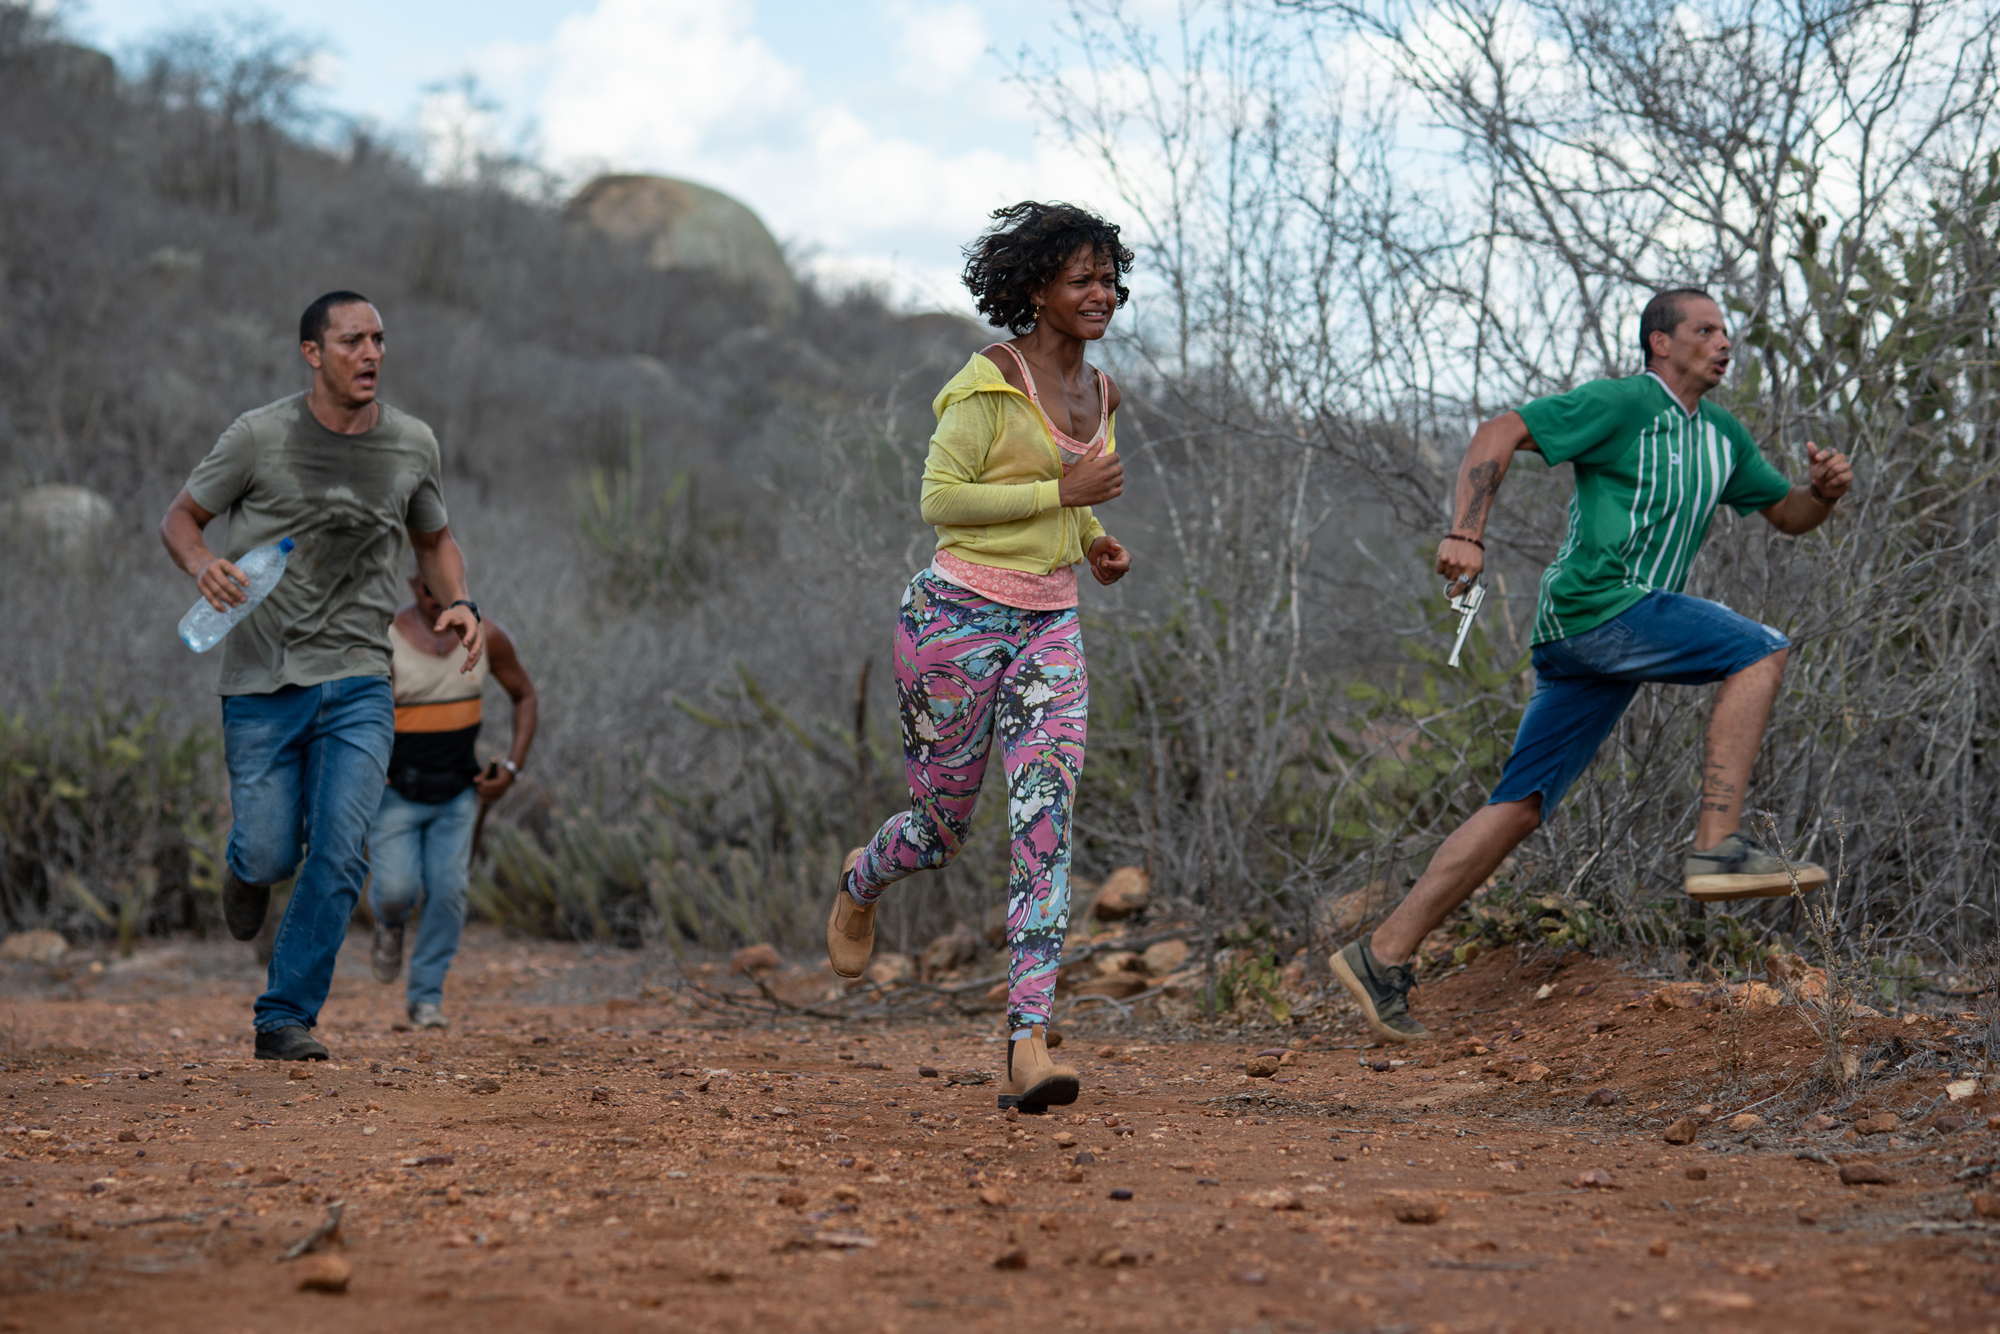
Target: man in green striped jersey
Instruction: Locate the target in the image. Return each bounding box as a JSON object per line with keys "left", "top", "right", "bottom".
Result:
{"left": 1332, "top": 289, "right": 1854, "bottom": 1044}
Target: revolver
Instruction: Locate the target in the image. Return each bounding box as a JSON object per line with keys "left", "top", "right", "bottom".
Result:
{"left": 1444, "top": 577, "right": 1485, "bottom": 669}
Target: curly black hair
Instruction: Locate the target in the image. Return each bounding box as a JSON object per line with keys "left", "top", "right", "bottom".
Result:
{"left": 961, "top": 201, "right": 1135, "bottom": 335}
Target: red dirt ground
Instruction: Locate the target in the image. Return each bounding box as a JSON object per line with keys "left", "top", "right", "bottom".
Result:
{"left": 4, "top": 929, "right": 1998, "bottom": 1333}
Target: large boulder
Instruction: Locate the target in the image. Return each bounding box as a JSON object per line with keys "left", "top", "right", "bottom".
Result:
{"left": 566, "top": 174, "right": 799, "bottom": 320}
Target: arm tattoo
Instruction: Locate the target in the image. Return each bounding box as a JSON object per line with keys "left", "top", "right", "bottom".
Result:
{"left": 1456, "top": 461, "right": 1501, "bottom": 532}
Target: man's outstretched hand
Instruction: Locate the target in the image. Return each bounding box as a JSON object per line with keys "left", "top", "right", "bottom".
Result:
{"left": 1807, "top": 442, "right": 1853, "bottom": 503}
{"left": 435, "top": 606, "right": 485, "bottom": 672}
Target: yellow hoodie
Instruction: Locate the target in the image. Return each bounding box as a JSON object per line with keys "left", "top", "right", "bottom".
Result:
{"left": 920, "top": 353, "right": 1111, "bottom": 575}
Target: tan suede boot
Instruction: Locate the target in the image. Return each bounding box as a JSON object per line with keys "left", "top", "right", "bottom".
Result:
{"left": 996, "top": 1025, "right": 1079, "bottom": 1113}
{"left": 825, "top": 847, "right": 874, "bottom": 979}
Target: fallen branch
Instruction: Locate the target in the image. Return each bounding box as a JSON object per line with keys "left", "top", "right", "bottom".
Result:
{"left": 276, "top": 1200, "right": 343, "bottom": 1262}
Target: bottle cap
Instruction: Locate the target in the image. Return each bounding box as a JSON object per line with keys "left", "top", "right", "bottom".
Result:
{"left": 278, "top": 537, "right": 296, "bottom": 553}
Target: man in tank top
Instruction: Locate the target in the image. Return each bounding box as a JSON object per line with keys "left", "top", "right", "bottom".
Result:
{"left": 159, "top": 291, "right": 485, "bottom": 1061}
{"left": 368, "top": 567, "right": 537, "bottom": 1028}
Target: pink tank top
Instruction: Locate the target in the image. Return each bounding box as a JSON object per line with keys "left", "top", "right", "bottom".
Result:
{"left": 931, "top": 344, "right": 1110, "bottom": 611}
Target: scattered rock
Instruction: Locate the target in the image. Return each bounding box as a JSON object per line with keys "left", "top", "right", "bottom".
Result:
{"left": 1571, "top": 1170, "right": 1615, "bottom": 1189}
{"left": 1534, "top": 983, "right": 1555, "bottom": 1000}
{"left": 1946, "top": 1079, "right": 1979, "bottom": 1103}
{"left": 296, "top": 1254, "right": 352, "bottom": 1293}
{"left": 0, "top": 930, "right": 69, "bottom": 965}
{"left": 1091, "top": 867, "right": 1151, "bottom": 920}
{"left": 864, "top": 953, "right": 915, "bottom": 987}
{"left": 1309, "top": 880, "right": 1397, "bottom": 943}
{"left": 920, "top": 923, "right": 982, "bottom": 976}
{"left": 1053, "top": 1132, "right": 1077, "bottom": 1148}
{"left": 1766, "top": 952, "right": 1828, "bottom": 1001}
{"left": 993, "top": 1247, "right": 1028, "bottom": 1269}
{"left": 1073, "top": 1151, "right": 1095, "bottom": 1166}
{"left": 1584, "top": 1087, "right": 1622, "bottom": 1107}
{"left": 1648, "top": 1238, "right": 1670, "bottom": 1257}
{"left": 1072, "top": 974, "right": 1149, "bottom": 1000}
{"left": 1245, "top": 1056, "right": 1281, "bottom": 1078}
{"left": 1937, "top": 1115, "right": 1970, "bottom": 1133}
{"left": 1688, "top": 1290, "right": 1757, "bottom": 1313}
{"left": 1662, "top": 1117, "right": 1700, "bottom": 1146}
{"left": 1838, "top": 1162, "right": 1896, "bottom": 1185}
{"left": 731, "top": 943, "right": 782, "bottom": 974}
{"left": 1093, "top": 951, "right": 1143, "bottom": 976}
{"left": 1685, "top": 1167, "right": 1707, "bottom": 1181}
{"left": 977, "top": 1186, "right": 1014, "bottom": 1207}
{"left": 285, "top": 1066, "right": 313, "bottom": 1081}
{"left": 1972, "top": 1194, "right": 2000, "bottom": 1218}
{"left": 944, "top": 1070, "right": 993, "bottom": 1086}
{"left": 1091, "top": 1246, "right": 1137, "bottom": 1267}
{"left": 1855, "top": 1112, "right": 1899, "bottom": 1136}
{"left": 1514, "top": 1062, "right": 1550, "bottom": 1084}
{"left": 1728, "top": 1113, "right": 1766, "bottom": 1132}
{"left": 1140, "top": 940, "right": 1190, "bottom": 976}
{"left": 1803, "top": 1113, "right": 1840, "bottom": 1132}
{"left": 776, "top": 1189, "right": 807, "bottom": 1208}
{"left": 1393, "top": 1198, "right": 1447, "bottom": 1224}
{"left": 470, "top": 1078, "right": 501, "bottom": 1095}
{"left": 916, "top": 1066, "right": 939, "bottom": 1078}
{"left": 1108, "top": 1188, "right": 1133, "bottom": 1201}
{"left": 116, "top": 1129, "right": 138, "bottom": 1142}
{"left": 1237, "top": 1189, "right": 1302, "bottom": 1211}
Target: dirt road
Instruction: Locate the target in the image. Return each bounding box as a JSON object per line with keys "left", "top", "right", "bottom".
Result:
{"left": 3, "top": 929, "right": 1996, "bottom": 1332}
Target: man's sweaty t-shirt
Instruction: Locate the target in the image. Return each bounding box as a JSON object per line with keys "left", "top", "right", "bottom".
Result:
{"left": 1517, "top": 373, "right": 1792, "bottom": 645}
{"left": 184, "top": 394, "right": 449, "bottom": 696}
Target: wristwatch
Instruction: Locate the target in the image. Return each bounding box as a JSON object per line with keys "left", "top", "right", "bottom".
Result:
{"left": 501, "top": 759, "right": 519, "bottom": 776}
{"left": 448, "top": 598, "right": 481, "bottom": 622}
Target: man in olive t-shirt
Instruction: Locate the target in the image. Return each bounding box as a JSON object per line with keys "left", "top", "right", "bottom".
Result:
{"left": 1329, "top": 289, "right": 1855, "bottom": 1045}
{"left": 159, "top": 291, "right": 485, "bottom": 1062}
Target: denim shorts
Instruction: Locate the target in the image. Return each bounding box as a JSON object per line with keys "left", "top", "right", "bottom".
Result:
{"left": 1488, "top": 591, "right": 1789, "bottom": 817}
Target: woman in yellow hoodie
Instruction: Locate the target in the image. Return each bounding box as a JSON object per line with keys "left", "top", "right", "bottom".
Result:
{"left": 826, "top": 202, "right": 1134, "bottom": 1111}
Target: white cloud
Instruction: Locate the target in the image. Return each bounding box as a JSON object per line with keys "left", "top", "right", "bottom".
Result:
{"left": 468, "top": 0, "right": 1118, "bottom": 309}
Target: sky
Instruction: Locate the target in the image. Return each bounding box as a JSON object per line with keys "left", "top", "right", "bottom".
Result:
{"left": 68, "top": 0, "right": 1129, "bottom": 310}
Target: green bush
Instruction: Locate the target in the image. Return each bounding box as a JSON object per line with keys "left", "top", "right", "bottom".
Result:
{"left": 0, "top": 699, "right": 224, "bottom": 939}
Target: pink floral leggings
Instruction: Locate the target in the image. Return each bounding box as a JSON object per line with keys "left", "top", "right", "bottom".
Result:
{"left": 847, "top": 572, "right": 1088, "bottom": 1030}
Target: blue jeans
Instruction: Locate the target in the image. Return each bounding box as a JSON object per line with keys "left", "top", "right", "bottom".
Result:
{"left": 222, "top": 677, "right": 394, "bottom": 1033}
{"left": 1489, "top": 591, "right": 1789, "bottom": 817}
{"left": 368, "top": 785, "right": 478, "bottom": 1010}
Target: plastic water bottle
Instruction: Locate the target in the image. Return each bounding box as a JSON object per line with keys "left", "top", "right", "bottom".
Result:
{"left": 178, "top": 537, "right": 295, "bottom": 652}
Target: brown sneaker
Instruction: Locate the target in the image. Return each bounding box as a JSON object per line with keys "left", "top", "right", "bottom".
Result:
{"left": 997, "top": 1025, "right": 1079, "bottom": 1112}
{"left": 825, "top": 848, "right": 874, "bottom": 979}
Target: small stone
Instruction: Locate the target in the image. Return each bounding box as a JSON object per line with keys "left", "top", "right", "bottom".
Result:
{"left": 1838, "top": 1162, "right": 1896, "bottom": 1185}
{"left": 1649, "top": 1238, "right": 1670, "bottom": 1257}
{"left": 1947, "top": 1078, "right": 1979, "bottom": 1102}
{"left": 731, "top": 943, "right": 782, "bottom": 974}
{"left": 296, "top": 1254, "right": 352, "bottom": 1293}
{"left": 1238, "top": 1270, "right": 1267, "bottom": 1285}
{"left": 776, "top": 1189, "right": 807, "bottom": 1207}
{"left": 1108, "top": 1188, "right": 1133, "bottom": 1201}
{"left": 1237, "top": 1189, "right": 1303, "bottom": 1211}
{"left": 1393, "top": 1198, "right": 1447, "bottom": 1224}
{"left": 1097, "top": 1046, "right": 1118, "bottom": 1059}
{"left": 470, "top": 1078, "right": 501, "bottom": 1095}
{"left": 1141, "top": 940, "right": 1189, "bottom": 976}
{"left": 1803, "top": 1113, "right": 1840, "bottom": 1132}
{"left": 977, "top": 1186, "right": 1014, "bottom": 1207}
{"left": 1091, "top": 1246, "right": 1136, "bottom": 1267}
{"left": 1728, "top": 1113, "right": 1765, "bottom": 1132}
{"left": 1796, "top": 1211, "right": 1816, "bottom": 1225}
{"left": 116, "top": 1129, "right": 138, "bottom": 1142}
{"left": 1052, "top": 1132, "right": 1077, "bottom": 1148}
{"left": 1245, "top": 1056, "right": 1281, "bottom": 1078}
{"left": 1662, "top": 1117, "right": 1700, "bottom": 1146}
{"left": 1689, "top": 1290, "right": 1757, "bottom": 1313}
{"left": 0, "top": 930, "right": 68, "bottom": 965}
{"left": 1855, "top": 1112, "right": 1899, "bottom": 1135}
{"left": 832, "top": 1185, "right": 861, "bottom": 1204}
{"left": 1571, "top": 1169, "right": 1615, "bottom": 1189}
{"left": 1584, "top": 1087, "right": 1621, "bottom": 1107}
{"left": 1073, "top": 1151, "right": 1094, "bottom": 1166}
{"left": 1684, "top": 1167, "right": 1707, "bottom": 1181}
{"left": 1514, "top": 1062, "right": 1550, "bottom": 1084}
{"left": 1534, "top": 983, "right": 1555, "bottom": 1000}
{"left": 1972, "top": 1194, "right": 2000, "bottom": 1218}
{"left": 992, "top": 1247, "right": 1028, "bottom": 1269}
{"left": 1937, "top": 1115, "right": 1970, "bottom": 1133}
{"left": 1091, "top": 867, "right": 1150, "bottom": 920}
{"left": 286, "top": 1066, "right": 313, "bottom": 1081}
{"left": 917, "top": 1066, "right": 939, "bottom": 1078}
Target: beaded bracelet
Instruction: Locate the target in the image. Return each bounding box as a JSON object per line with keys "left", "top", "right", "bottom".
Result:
{"left": 1442, "top": 534, "right": 1485, "bottom": 549}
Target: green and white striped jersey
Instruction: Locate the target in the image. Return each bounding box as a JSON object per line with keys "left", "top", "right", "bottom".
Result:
{"left": 1516, "top": 373, "right": 1793, "bottom": 645}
